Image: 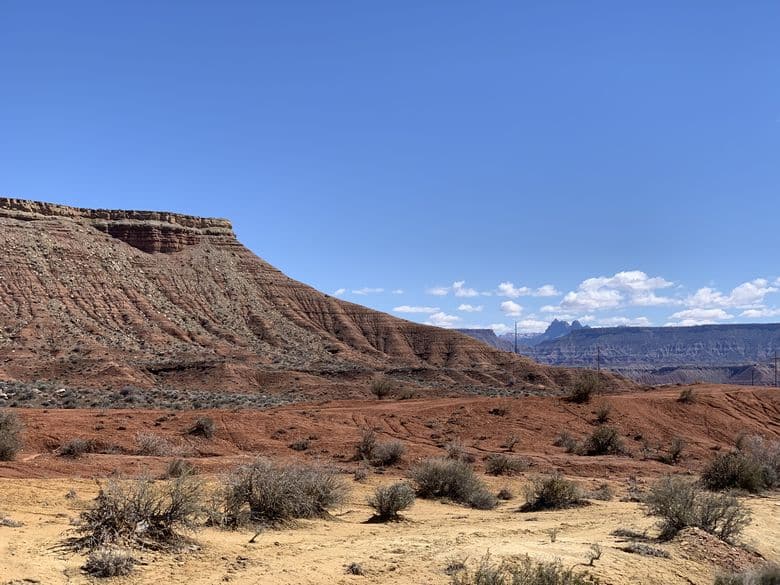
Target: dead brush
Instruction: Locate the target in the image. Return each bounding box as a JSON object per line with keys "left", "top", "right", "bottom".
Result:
{"left": 67, "top": 475, "right": 203, "bottom": 551}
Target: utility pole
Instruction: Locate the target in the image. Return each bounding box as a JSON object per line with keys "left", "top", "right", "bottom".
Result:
{"left": 775, "top": 350, "right": 778, "bottom": 388}
{"left": 596, "top": 346, "right": 601, "bottom": 373}
{"left": 514, "top": 321, "right": 518, "bottom": 354}
{"left": 751, "top": 365, "right": 755, "bottom": 386}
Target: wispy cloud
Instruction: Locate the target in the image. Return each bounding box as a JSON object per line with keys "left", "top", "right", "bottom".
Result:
{"left": 424, "top": 312, "right": 461, "bottom": 328}
{"left": 393, "top": 305, "right": 440, "bottom": 314}
{"left": 458, "top": 304, "right": 483, "bottom": 312}
{"left": 352, "top": 287, "right": 384, "bottom": 295}
{"left": 666, "top": 308, "right": 734, "bottom": 326}
{"left": 497, "top": 282, "right": 560, "bottom": 298}
{"left": 333, "top": 288, "right": 347, "bottom": 296}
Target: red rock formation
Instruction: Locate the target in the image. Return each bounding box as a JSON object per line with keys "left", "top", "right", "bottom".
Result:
{"left": 0, "top": 198, "right": 630, "bottom": 396}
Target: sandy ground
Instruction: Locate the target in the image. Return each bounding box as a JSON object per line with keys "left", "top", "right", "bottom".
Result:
{"left": 1, "top": 475, "right": 778, "bottom": 585}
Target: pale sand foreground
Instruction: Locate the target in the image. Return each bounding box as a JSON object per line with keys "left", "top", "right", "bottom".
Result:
{"left": 1, "top": 477, "right": 778, "bottom": 585}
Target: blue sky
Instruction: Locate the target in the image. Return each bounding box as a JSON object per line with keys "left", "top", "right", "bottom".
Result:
{"left": 2, "top": 2, "right": 780, "bottom": 334}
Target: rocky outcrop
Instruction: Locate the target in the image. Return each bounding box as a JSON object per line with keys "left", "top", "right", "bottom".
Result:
{"left": 0, "top": 198, "right": 628, "bottom": 396}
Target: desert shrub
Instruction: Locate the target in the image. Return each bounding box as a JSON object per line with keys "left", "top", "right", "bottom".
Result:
{"left": 135, "top": 433, "right": 176, "bottom": 456}
{"left": 659, "top": 437, "right": 685, "bottom": 465}
{"left": 619, "top": 543, "right": 670, "bottom": 558}
{"left": 289, "top": 438, "right": 310, "bottom": 451}
{"left": 355, "top": 427, "right": 377, "bottom": 461}
{"left": 83, "top": 548, "right": 136, "bottom": 577}
{"left": 368, "top": 482, "right": 415, "bottom": 521}
{"left": 0, "top": 410, "right": 23, "bottom": 461}
{"left": 353, "top": 466, "right": 369, "bottom": 482}
{"left": 445, "top": 441, "right": 467, "bottom": 461}
{"left": 677, "top": 387, "right": 696, "bottom": 404}
{"left": 71, "top": 475, "right": 203, "bottom": 550}
{"left": 346, "top": 562, "right": 365, "bottom": 575}
{"left": 644, "top": 476, "right": 751, "bottom": 542}
{"left": 522, "top": 474, "right": 583, "bottom": 512}
{"left": 594, "top": 402, "right": 611, "bottom": 424}
{"left": 165, "top": 458, "right": 196, "bottom": 478}
{"left": 219, "top": 459, "right": 348, "bottom": 527}
{"left": 188, "top": 417, "right": 216, "bottom": 439}
{"left": 371, "top": 440, "right": 406, "bottom": 466}
{"left": 370, "top": 377, "right": 393, "bottom": 400}
{"left": 714, "top": 565, "right": 780, "bottom": 585}
{"left": 734, "top": 435, "right": 780, "bottom": 489}
{"left": 582, "top": 426, "right": 624, "bottom": 456}
{"left": 450, "top": 553, "right": 599, "bottom": 585}
{"left": 496, "top": 487, "right": 514, "bottom": 500}
{"left": 484, "top": 454, "right": 530, "bottom": 476}
{"left": 501, "top": 434, "right": 520, "bottom": 452}
{"left": 701, "top": 452, "right": 766, "bottom": 493}
{"left": 567, "top": 371, "right": 600, "bottom": 404}
{"left": 58, "top": 438, "right": 95, "bottom": 458}
{"left": 554, "top": 431, "right": 580, "bottom": 454}
{"left": 588, "top": 483, "right": 613, "bottom": 501}
{"left": 409, "top": 457, "right": 497, "bottom": 509}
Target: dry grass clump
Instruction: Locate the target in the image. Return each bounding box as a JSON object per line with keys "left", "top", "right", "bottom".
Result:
{"left": 370, "top": 377, "right": 393, "bottom": 400}
{"left": 216, "top": 459, "right": 348, "bottom": 528}
{"left": 677, "top": 387, "right": 697, "bottom": 404}
{"left": 188, "top": 416, "right": 216, "bottom": 439}
{"left": 714, "top": 564, "right": 780, "bottom": 585}
{"left": 484, "top": 453, "right": 530, "bottom": 476}
{"left": 164, "top": 458, "right": 196, "bottom": 478}
{"left": 83, "top": 548, "right": 136, "bottom": 577}
{"left": 409, "top": 457, "right": 497, "bottom": 510}
{"left": 367, "top": 482, "right": 415, "bottom": 522}
{"left": 69, "top": 475, "right": 203, "bottom": 551}
{"left": 0, "top": 410, "right": 23, "bottom": 461}
{"left": 58, "top": 438, "right": 96, "bottom": 458}
{"left": 553, "top": 431, "right": 579, "bottom": 453}
{"left": 450, "top": 553, "right": 599, "bottom": 585}
{"left": 644, "top": 476, "right": 751, "bottom": 543}
{"left": 354, "top": 428, "right": 405, "bottom": 466}
{"left": 521, "top": 474, "right": 584, "bottom": 512}
{"left": 135, "top": 432, "right": 177, "bottom": 456}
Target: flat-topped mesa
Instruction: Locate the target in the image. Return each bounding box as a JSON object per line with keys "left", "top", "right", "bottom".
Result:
{"left": 0, "top": 197, "right": 235, "bottom": 253}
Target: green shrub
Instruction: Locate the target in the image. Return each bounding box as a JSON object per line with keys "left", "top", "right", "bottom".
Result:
{"left": 582, "top": 426, "right": 624, "bottom": 456}
{"left": 554, "top": 431, "right": 579, "bottom": 454}
{"left": 677, "top": 388, "right": 696, "bottom": 404}
{"left": 567, "top": 371, "right": 600, "bottom": 404}
{"left": 370, "top": 377, "right": 393, "bottom": 399}
{"left": 522, "top": 474, "right": 583, "bottom": 512}
{"left": 0, "top": 410, "right": 23, "bottom": 461}
{"left": 371, "top": 440, "right": 406, "bottom": 466}
{"left": 368, "top": 482, "right": 415, "bottom": 521}
{"left": 58, "top": 438, "right": 96, "bottom": 459}
{"left": 409, "top": 457, "right": 497, "bottom": 510}
{"left": 644, "top": 476, "right": 751, "bottom": 542}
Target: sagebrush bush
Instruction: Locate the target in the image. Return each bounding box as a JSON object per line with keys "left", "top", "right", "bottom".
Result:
{"left": 370, "top": 377, "right": 393, "bottom": 399}
{"left": 368, "top": 482, "right": 415, "bottom": 521}
{"left": 677, "top": 387, "right": 696, "bottom": 404}
{"left": 135, "top": 433, "right": 176, "bottom": 456}
{"left": 188, "top": 417, "right": 216, "bottom": 439}
{"left": 410, "top": 457, "right": 497, "bottom": 510}
{"left": 218, "top": 459, "right": 348, "bottom": 527}
{"left": 714, "top": 564, "right": 780, "bottom": 585}
{"left": 522, "top": 474, "right": 583, "bottom": 512}
{"left": 644, "top": 476, "right": 751, "bottom": 542}
{"left": 567, "top": 371, "right": 600, "bottom": 404}
{"left": 165, "top": 458, "right": 196, "bottom": 478}
{"left": 450, "top": 553, "right": 599, "bottom": 585}
{"left": 58, "top": 438, "right": 95, "bottom": 458}
{"left": 594, "top": 402, "right": 611, "bottom": 424}
{"left": 554, "top": 431, "right": 580, "bottom": 454}
{"left": 0, "top": 410, "right": 23, "bottom": 461}
{"left": 582, "top": 426, "right": 624, "bottom": 456}
{"left": 71, "top": 475, "right": 203, "bottom": 550}
{"left": 484, "top": 453, "right": 530, "bottom": 476}
{"left": 354, "top": 428, "right": 405, "bottom": 466}
{"left": 83, "top": 548, "right": 136, "bottom": 577}
{"left": 701, "top": 451, "right": 766, "bottom": 493}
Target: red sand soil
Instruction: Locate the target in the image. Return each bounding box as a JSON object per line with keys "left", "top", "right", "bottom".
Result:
{"left": 2, "top": 384, "right": 777, "bottom": 480}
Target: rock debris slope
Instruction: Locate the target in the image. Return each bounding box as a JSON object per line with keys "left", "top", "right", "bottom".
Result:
{"left": 0, "top": 198, "right": 626, "bottom": 395}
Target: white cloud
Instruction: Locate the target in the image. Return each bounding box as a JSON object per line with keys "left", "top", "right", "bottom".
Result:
{"left": 497, "top": 282, "right": 560, "bottom": 298}
{"left": 686, "top": 279, "right": 778, "bottom": 309}
{"left": 490, "top": 323, "right": 513, "bottom": 335}
{"left": 550, "top": 270, "right": 675, "bottom": 312}
{"left": 453, "top": 280, "right": 479, "bottom": 298}
{"left": 666, "top": 308, "right": 734, "bottom": 326}
{"left": 535, "top": 284, "right": 560, "bottom": 297}
{"left": 740, "top": 308, "right": 780, "bottom": 318}
{"left": 596, "top": 316, "right": 652, "bottom": 327}
{"left": 497, "top": 282, "right": 531, "bottom": 298}
{"left": 352, "top": 287, "right": 384, "bottom": 295}
{"left": 458, "top": 304, "right": 483, "bottom": 312}
{"left": 333, "top": 288, "right": 346, "bottom": 296}
{"left": 426, "top": 286, "right": 450, "bottom": 296}
{"left": 425, "top": 312, "right": 461, "bottom": 328}
{"left": 393, "top": 305, "right": 440, "bottom": 314}
{"left": 516, "top": 319, "right": 549, "bottom": 333}
{"left": 500, "top": 300, "right": 523, "bottom": 317}
{"left": 391, "top": 289, "right": 404, "bottom": 295}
